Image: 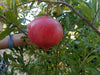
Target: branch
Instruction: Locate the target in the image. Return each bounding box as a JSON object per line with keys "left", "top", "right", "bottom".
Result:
{"left": 0, "top": 16, "right": 27, "bottom": 36}
{"left": 92, "top": 7, "right": 100, "bottom": 24}
{"left": 17, "top": 0, "right": 100, "bottom": 36}
{"left": 14, "top": 24, "right": 27, "bottom": 36}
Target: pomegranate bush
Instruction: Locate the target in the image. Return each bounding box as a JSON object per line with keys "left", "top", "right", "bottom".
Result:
{"left": 0, "top": 0, "right": 100, "bottom": 75}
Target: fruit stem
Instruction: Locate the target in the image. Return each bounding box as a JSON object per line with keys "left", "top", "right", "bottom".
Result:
{"left": 46, "top": 3, "right": 51, "bottom": 16}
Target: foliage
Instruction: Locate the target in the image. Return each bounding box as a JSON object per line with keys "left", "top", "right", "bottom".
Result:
{"left": 0, "top": 0, "right": 100, "bottom": 75}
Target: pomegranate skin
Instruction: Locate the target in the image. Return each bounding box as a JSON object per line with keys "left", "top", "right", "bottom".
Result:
{"left": 28, "top": 16, "right": 63, "bottom": 50}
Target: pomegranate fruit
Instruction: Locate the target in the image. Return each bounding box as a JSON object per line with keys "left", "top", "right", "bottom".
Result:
{"left": 28, "top": 16, "right": 63, "bottom": 51}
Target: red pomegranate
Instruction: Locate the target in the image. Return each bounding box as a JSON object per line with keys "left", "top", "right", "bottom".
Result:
{"left": 28, "top": 16, "right": 63, "bottom": 51}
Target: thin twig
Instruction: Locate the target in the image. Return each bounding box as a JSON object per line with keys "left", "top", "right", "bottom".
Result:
{"left": 80, "top": 51, "right": 93, "bottom": 67}
{"left": 0, "top": 64, "right": 11, "bottom": 66}
{"left": 0, "top": 16, "right": 27, "bottom": 36}
{"left": 80, "top": 47, "right": 100, "bottom": 67}
{"left": 92, "top": 7, "right": 100, "bottom": 24}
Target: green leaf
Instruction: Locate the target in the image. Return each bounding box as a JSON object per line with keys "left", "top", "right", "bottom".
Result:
{"left": 65, "top": 16, "right": 70, "bottom": 29}
{"left": 5, "top": 10, "right": 19, "bottom": 25}
{"left": 0, "top": 17, "right": 8, "bottom": 24}
{"left": 3, "top": 52, "right": 9, "bottom": 64}
{"left": 75, "top": 40, "right": 80, "bottom": 45}
{"left": 16, "top": 56, "right": 25, "bottom": 65}
{"left": 6, "top": 0, "right": 12, "bottom": 8}
{"left": 30, "top": 2, "right": 34, "bottom": 9}
{"left": 86, "top": 55, "right": 98, "bottom": 63}
{"left": 0, "top": 28, "right": 14, "bottom": 40}
{"left": 79, "top": 1, "right": 93, "bottom": 21}
{"left": 86, "top": 67, "right": 100, "bottom": 75}
{"left": 56, "top": 15, "right": 63, "bottom": 21}
{"left": 0, "top": 8, "right": 4, "bottom": 16}
{"left": 11, "top": 67, "right": 14, "bottom": 75}
{"left": 11, "top": 0, "right": 18, "bottom": 15}
{"left": 11, "top": 61, "right": 21, "bottom": 67}
{"left": 21, "top": 0, "right": 28, "bottom": 3}
{"left": 37, "top": 1, "right": 41, "bottom": 5}
{"left": 7, "top": 54, "right": 16, "bottom": 62}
